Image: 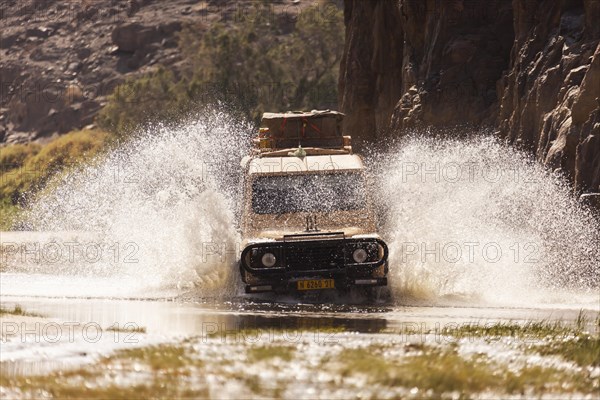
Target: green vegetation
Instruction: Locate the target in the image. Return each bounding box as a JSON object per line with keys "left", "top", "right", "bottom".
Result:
{"left": 0, "top": 304, "right": 43, "bottom": 317}
{"left": 334, "top": 345, "right": 597, "bottom": 396}
{"left": 0, "top": 142, "right": 41, "bottom": 227}
{"left": 95, "top": 67, "right": 184, "bottom": 136}
{"left": 0, "top": 199, "right": 22, "bottom": 230}
{"left": 0, "top": 142, "right": 42, "bottom": 174}
{"left": 337, "top": 346, "right": 499, "bottom": 394}
{"left": 205, "top": 326, "right": 345, "bottom": 341}
{"left": 502, "top": 364, "right": 596, "bottom": 395}
{"left": 247, "top": 345, "right": 295, "bottom": 362}
{"left": 109, "top": 344, "right": 198, "bottom": 371}
{"left": 97, "top": 3, "right": 344, "bottom": 137}
{"left": 440, "top": 319, "right": 577, "bottom": 339}
{"left": 535, "top": 335, "right": 600, "bottom": 367}
{"left": 0, "top": 129, "right": 110, "bottom": 228}
{"left": 3, "top": 331, "right": 599, "bottom": 399}
{"left": 441, "top": 316, "right": 600, "bottom": 368}
{"left": 0, "top": 344, "right": 206, "bottom": 399}
{"left": 105, "top": 325, "right": 147, "bottom": 334}
{"left": 0, "top": 369, "right": 208, "bottom": 400}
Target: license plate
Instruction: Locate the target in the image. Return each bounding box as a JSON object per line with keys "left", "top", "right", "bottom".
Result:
{"left": 297, "top": 279, "right": 335, "bottom": 291}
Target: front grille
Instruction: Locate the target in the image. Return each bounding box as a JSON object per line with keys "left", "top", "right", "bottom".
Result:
{"left": 285, "top": 242, "right": 345, "bottom": 271}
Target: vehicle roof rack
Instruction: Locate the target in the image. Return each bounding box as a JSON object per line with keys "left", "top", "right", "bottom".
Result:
{"left": 253, "top": 110, "right": 352, "bottom": 155}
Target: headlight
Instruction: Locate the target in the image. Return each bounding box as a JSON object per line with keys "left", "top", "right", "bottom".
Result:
{"left": 352, "top": 248, "right": 368, "bottom": 263}
{"left": 261, "top": 252, "right": 277, "bottom": 267}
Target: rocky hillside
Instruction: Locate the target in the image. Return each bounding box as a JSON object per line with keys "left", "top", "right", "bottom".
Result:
{"left": 340, "top": 0, "right": 600, "bottom": 194}
{"left": 0, "top": 0, "right": 314, "bottom": 144}
{"left": 1, "top": 0, "right": 187, "bottom": 143}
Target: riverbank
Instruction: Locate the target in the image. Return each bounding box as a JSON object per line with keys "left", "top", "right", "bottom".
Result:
{"left": 0, "top": 299, "right": 598, "bottom": 399}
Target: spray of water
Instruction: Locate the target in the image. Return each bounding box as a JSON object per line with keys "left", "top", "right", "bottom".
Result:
{"left": 23, "top": 109, "right": 250, "bottom": 297}
{"left": 12, "top": 116, "right": 599, "bottom": 306}
{"left": 373, "top": 134, "right": 600, "bottom": 307}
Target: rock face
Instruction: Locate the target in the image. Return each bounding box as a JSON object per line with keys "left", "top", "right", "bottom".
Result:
{"left": 497, "top": 0, "right": 600, "bottom": 193}
{"left": 338, "top": 0, "right": 403, "bottom": 147}
{"left": 340, "top": 0, "right": 513, "bottom": 141}
{"left": 393, "top": 0, "right": 513, "bottom": 131}
{"left": 340, "top": 0, "right": 600, "bottom": 193}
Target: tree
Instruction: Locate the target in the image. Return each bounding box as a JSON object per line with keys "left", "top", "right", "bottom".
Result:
{"left": 97, "top": 3, "right": 344, "bottom": 136}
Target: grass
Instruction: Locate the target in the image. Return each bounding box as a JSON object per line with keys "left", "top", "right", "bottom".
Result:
{"left": 205, "top": 326, "right": 345, "bottom": 341}
{"left": 2, "top": 320, "right": 598, "bottom": 398}
{"left": 0, "top": 369, "right": 209, "bottom": 400}
{"left": 0, "top": 304, "right": 43, "bottom": 318}
{"left": 0, "top": 199, "right": 23, "bottom": 230}
{"left": 535, "top": 335, "right": 600, "bottom": 367}
{"left": 247, "top": 345, "right": 295, "bottom": 362}
{"left": 105, "top": 325, "right": 147, "bottom": 334}
{"left": 0, "top": 129, "right": 111, "bottom": 224}
{"left": 0, "top": 142, "right": 42, "bottom": 173}
{"left": 108, "top": 344, "right": 198, "bottom": 371}
{"left": 441, "top": 320, "right": 575, "bottom": 339}
{"left": 337, "top": 346, "right": 501, "bottom": 394}
{"left": 2, "top": 340, "right": 298, "bottom": 399}
{"left": 438, "top": 313, "right": 596, "bottom": 340}
{"left": 439, "top": 314, "right": 600, "bottom": 368}
{"left": 334, "top": 345, "right": 598, "bottom": 396}
{"left": 0, "top": 344, "right": 207, "bottom": 399}
{"left": 503, "top": 364, "right": 596, "bottom": 395}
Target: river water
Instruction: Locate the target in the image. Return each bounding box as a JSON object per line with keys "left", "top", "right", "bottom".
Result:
{"left": 1, "top": 112, "right": 599, "bottom": 386}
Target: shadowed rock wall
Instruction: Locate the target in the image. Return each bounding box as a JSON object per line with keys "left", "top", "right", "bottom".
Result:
{"left": 340, "top": 0, "right": 599, "bottom": 193}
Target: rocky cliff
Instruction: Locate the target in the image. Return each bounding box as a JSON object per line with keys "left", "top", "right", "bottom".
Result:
{"left": 497, "top": 0, "right": 600, "bottom": 193}
{"left": 340, "top": 0, "right": 600, "bottom": 194}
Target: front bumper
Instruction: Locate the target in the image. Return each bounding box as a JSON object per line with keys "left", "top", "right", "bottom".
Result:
{"left": 239, "top": 232, "right": 389, "bottom": 293}
{"left": 244, "top": 277, "right": 388, "bottom": 294}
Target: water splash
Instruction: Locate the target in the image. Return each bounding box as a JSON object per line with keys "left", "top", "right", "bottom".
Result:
{"left": 373, "top": 134, "right": 600, "bottom": 306}
{"left": 10, "top": 120, "right": 600, "bottom": 306}
{"left": 22, "top": 109, "right": 250, "bottom": 297}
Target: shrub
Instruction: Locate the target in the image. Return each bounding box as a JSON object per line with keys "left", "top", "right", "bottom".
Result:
{"left": 0, "top": 143, "right": 41, "bottom": 173}
{"left": 0, "top": 198, "right": 22, "bottom": 230}
{"left": 95, "top": 68, "right": 183, "bottom": 136}
{"left": 97, "top": 3, "right": 344, "bottom": 137}
{"left": 0, "top": 129, "right": 110, "bottom": 206}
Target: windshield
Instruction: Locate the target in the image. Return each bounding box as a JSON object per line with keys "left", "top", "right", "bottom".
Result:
{"left": 251, "top": 172, "right": 368, "bottom": 214}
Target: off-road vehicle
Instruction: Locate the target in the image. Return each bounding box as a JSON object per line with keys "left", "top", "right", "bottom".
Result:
{"left": 239, "top": 110, "right": 389, "bottom": 294}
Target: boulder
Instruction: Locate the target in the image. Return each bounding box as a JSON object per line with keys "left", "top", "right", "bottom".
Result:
{"left": 26, "top": 26, "right": 53, "bottom": 39}
{"left": 111, "top": 21, "right": 183, "bottom": 53}
{"left": 111, "top": 23, "right": 160, "bottom": 53}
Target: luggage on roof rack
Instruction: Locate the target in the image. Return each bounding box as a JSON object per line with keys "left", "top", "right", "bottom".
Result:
{"left": 257, "top": 110, "right": 345, "bottom": 150}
